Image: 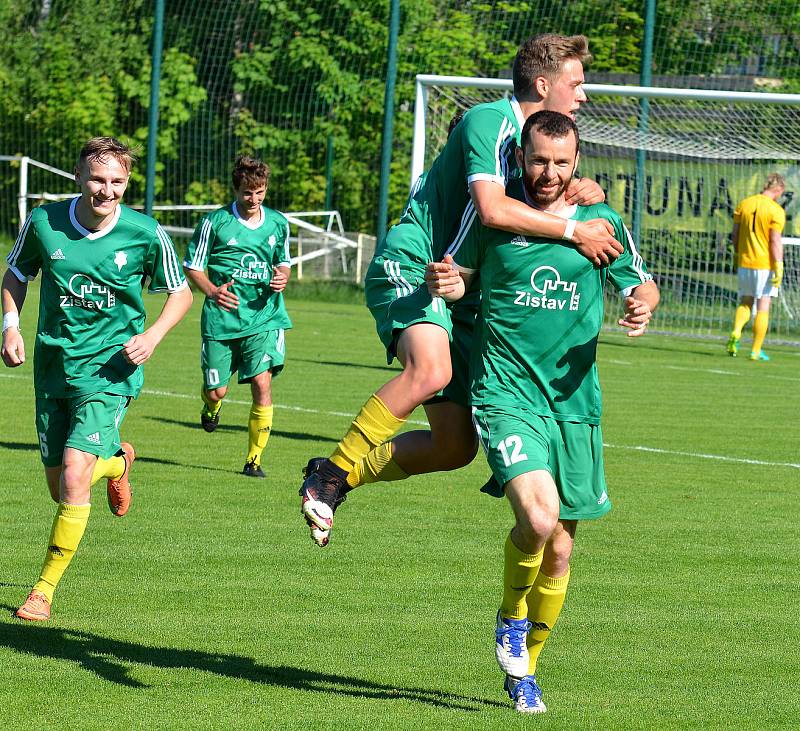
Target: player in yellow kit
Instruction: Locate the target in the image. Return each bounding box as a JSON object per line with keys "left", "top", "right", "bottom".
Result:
{"left": 726, "top": 173, "right": 785, "bottom": 361}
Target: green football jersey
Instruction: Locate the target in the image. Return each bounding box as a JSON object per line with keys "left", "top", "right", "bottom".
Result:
{"left": 7, "top": 199, "right": 187, "bottom": 399}
{"left": 453, "top": 190, "right": 652, "bottom": 424}
{"left": 381, "top": 96, "right": 525, "bottom": 264}
{"left": 184, "top": 203, "right": 292, "bottom": 340}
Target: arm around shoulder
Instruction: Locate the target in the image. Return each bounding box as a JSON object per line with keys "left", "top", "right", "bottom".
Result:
{"left": 469, "top": 181, "right": 622, "bottom": 265}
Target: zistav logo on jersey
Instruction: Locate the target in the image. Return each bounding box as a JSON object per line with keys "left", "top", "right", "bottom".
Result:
{"left": 513, "top": 265, "right": 581, "bottom": 312}
{"left": 232, "top": 253, "right": 271, "bottom": 281}
{"left": 60, "top": 273, "right": 116, "bottom": 310}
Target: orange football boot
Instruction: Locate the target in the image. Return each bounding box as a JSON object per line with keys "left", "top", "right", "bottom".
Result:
{"left": 16, "top": 590, "right": 51, "bottom": 621}
{"left": 107, "top": 442, "right": 135, "bottom": 517}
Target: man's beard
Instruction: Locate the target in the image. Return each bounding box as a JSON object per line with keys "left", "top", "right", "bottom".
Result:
{"left": 523, "top": 172, "right": 569, "bottom": 207}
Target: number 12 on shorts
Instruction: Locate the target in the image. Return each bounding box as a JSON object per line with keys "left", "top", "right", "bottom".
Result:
{"left": 498, "top": 435, "right": 527, "bottom": 467}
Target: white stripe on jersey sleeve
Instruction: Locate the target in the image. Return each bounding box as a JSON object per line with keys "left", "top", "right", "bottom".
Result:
{"left": 277, "top": 222, "right": 291, "bottom": 267}
{"left": 498, "top": 135, "right": 516, "bottom": 184}
{"left": 493, "top": 118, "right": 511, "bottom": 179}
{"left": 185, "top": 218, "right": 212, "bottom": 271}
{"left": 622, "top": 223, "right": 652, "bottom": 284}
{"left": 402, "top": 174, "right": 426, "bottom": 219}
{"left": 445, "top": 201, "right": 478, "bottom": 259}
{"left": 156, "top": 224, "right": 186, "bottom": 292}
{"left": 7, "top": 213, "right": 33, "bottom": 268}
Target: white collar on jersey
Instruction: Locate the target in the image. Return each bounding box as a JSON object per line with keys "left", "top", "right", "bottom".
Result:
{"left": 522, "top": 185, "right": 578, "bottom": 219}
{"left": 232, "top": 202, "right": 265, "bottom": 230}
{"left": 510, "top": 96, "right": 526, "bottom": 131}
{"left": 69, "top": 197, "right": 122, "bottom": 240}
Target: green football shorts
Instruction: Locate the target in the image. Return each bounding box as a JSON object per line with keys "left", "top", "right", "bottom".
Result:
{"left": 365, "top": 254, "right": 453, "bottom": 355}
{"left": 36, "top": 392, "right": 131, "bottom": 467}
{"left": 442, "top": 296, "right": 478, "bottom": 407}
{"left": 472, "top": 406, "right": 611, "bottom": 521}
{"left": 201, "top": 328, "right": 286, "bottom": 389}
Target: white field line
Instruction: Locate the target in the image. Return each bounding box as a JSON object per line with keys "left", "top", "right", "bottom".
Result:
{"left": 603, "top": 443, "right": 800, "bottom": 470}
{"left": 1, "top": 372, "right": 797, "bottom": 469}
{"left": 663, "top": 364, "right": 738, "bottom": 376}
{"left": 607, "top": 360, "right": 800, "bottom": 383}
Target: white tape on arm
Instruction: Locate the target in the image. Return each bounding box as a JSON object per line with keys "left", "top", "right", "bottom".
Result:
{"left": 2, "top": 312, "right": 20, "bottom": 332}
{"left": 562, "top": 218, "right": 577, "bottom": 242}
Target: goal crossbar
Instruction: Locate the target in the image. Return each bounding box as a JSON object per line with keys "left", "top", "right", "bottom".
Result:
{"left": 412, "top": 75, "right": 800, "bottom": 185}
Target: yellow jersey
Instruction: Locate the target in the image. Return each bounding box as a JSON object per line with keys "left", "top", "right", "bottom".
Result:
{"left": 733, "top": 193, "right": 785, "bottom": 269}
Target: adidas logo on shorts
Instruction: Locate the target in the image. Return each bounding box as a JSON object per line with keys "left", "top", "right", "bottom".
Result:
{"left": 87, "top": 432, "right": 101, "bottom": 444}
{"left": 511, "top": 235, "right": 529, "bottom": 247}
{"left": 50, "top": 248, "right": 66, "bottom": 260}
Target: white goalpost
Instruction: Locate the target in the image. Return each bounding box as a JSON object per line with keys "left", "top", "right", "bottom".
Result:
{"left": 412, "top": 75, "right": 800, "bottom": 341}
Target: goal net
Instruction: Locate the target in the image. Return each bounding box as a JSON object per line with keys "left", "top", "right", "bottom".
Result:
{"left": 414, "top": 76, "right": 800, "bottom": 342}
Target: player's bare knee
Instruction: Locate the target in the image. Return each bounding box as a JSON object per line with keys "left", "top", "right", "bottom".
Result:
{"left": 401, "top": 362, "right": 451, "bottom": 403}
{"left": 542, "top": 543, "right": 572, "bottom": 575}
{"left": 250, "top": 372, "right": 273, "bottom": 405}
{"left": 60, "top": 466, "right": 92, "bottom": 504}
{"left": 517, "top": 510, "right": 558, "bottom": 548}
{"left": 420, "top": 363, "right": 452, "bottom": 400}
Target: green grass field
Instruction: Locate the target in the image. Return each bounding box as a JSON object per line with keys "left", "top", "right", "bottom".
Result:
{"left": 1, "top": 289, "right": 799, "bottom": 730}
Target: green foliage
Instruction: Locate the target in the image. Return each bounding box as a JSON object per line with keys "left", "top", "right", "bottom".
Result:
{"left": 588, "top": 8, "right": 644, "bottom": 73}
{"left": 1, "top": 0, "right": 799, "bottom": 237}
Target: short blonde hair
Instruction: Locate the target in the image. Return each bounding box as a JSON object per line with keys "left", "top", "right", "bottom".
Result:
{"left": 765, "top": 172, "right": 785, "bottom": 191}
{"left": 513, "top": 34, "right": 592, "bottom": 100}
{"left": 77, "top": 137, "right": 137, "bottom": 173}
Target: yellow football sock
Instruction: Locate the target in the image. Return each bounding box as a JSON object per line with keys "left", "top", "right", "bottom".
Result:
{"left": 347, "top": 441, "right": 410, "bottom": 488}
{"left": 500, "top": 532, "right": 544, "bottom": 620}
{"left": 330, "top": 394, "right": 405, "bottom": 473}
{"left": 246, "top": 404, "right": 273, "bottom": 466}
{"left": 201, "top": 387, "right": 222, "bottom": 416}
{"left": 33, "top": 502, "right": 91, "bottom": 603}
{"left": 752, "top": 311, "right": 769, "bottom": 354}
{"left": 732, "top": 305, "right": 751, "bottom": 338}
{"left": 526, "top": 568, "right": 571, "bottom": 674}
{"left": 90, "top": 455, "right": 125, "bottom": 485}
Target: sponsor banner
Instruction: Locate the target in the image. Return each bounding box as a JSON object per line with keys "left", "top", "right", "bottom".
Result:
{"left": 580, "top": 157, "right": 799, "bottom": 237}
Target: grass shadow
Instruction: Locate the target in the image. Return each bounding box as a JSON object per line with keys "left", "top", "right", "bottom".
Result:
{"left": 293, "top": 357, "right": 398, "bottom": 374}
{"left": 144, "top": 416, "right": 337, "bottom": 443}
{"left": 0, "top": 619, "right": 504, "bottom": 711}
{"left": 600, "top": 338, "right": 723, "bottom": 359}
{"left": 0, "top": 441, "right": 38, "bottom": 452}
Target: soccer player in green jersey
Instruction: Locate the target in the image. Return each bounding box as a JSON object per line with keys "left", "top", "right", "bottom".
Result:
{"left": 1, "top": 137, "right": 192, "bottom": 621}
{"left": 427, "top": 111, "right": 659, "bottom": 713}
{"left": 300, "top": 34, "right": 623, "bottom": 547}
{"left": 183, "top": 156, "right": 292, "bottom": 478}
